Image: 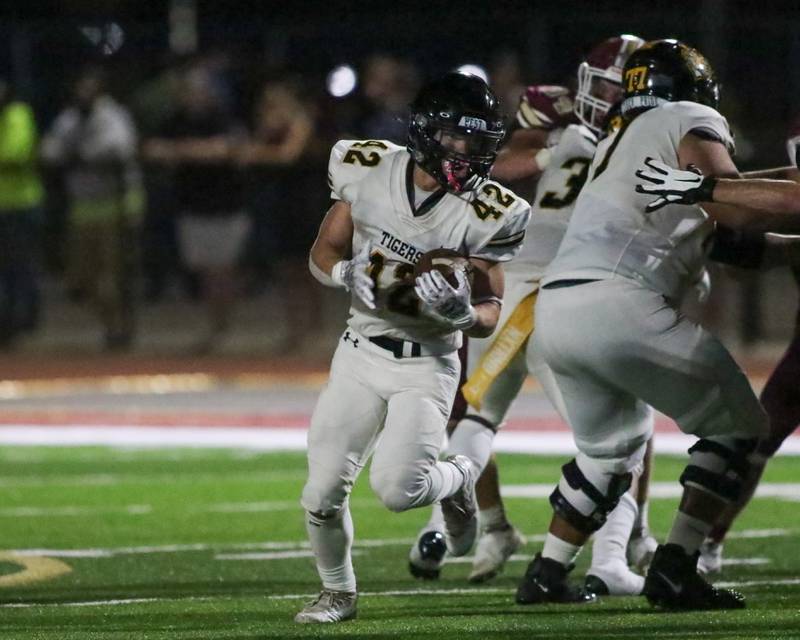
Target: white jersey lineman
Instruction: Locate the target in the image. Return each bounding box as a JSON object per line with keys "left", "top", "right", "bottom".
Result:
{"left": 535, "top": 101, "right": 768, "bottom": 472}
{"left": 462, "top": 123, "right": 598, "bottom": 427}
{"left": 301, "top": 138, "right": 529, "bottom": 593}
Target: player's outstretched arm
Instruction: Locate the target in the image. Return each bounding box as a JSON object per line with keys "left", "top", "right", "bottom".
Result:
{"left": 636, "top": 159, "right": 800, "bottom": 225}
{"left": 635, "top": 133, "right": 800, "bottom": 232}
{"left": 491, "top": 128, "right": 554, "bottom": 182}
{"left": 309, "top": 200, "right": 375, "bottom": 309}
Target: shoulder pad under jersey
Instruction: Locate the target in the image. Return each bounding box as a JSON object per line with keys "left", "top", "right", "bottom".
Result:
{"left": 327, "top": 139, "right": 402, "bottom": 202}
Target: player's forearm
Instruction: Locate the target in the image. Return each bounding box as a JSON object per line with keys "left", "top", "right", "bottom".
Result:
{"left": 308, "top": 242, "right": 348, "bottom": 287}
{"left": 712, "top": 179, "right": 800, "bottom": 217}
{"left": 463, "top": 301, "right": 500, "bottom": 338}
{"left": 491, "top": 147, "right": 549, "bottom": 182}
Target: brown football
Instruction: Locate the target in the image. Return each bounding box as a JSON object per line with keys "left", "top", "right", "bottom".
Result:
{"left": 414, "top": 248, "right": 473, "bottom": 288}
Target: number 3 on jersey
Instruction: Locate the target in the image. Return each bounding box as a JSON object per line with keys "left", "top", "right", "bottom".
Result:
{"left": 539, "top": 157, "right": 591, "bottom": 209}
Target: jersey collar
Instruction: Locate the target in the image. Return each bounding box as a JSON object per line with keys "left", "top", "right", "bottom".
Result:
{"left": 405, "top": 160, "right": 446, "bottom": 217}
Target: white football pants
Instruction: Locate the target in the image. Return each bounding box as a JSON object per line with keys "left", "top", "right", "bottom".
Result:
{"left": 534, "top": 277, "right": 768, "bottom": 473}
{"left": 301, "top": 330, "right": 461, "bottom": 516}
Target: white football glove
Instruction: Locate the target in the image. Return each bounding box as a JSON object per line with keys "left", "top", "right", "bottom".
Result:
{"left": 787, "top": 135, "right": 800, "bottom": 168}
{"left": 414, "top": 268, "right": 477, "bottom": 330}
{"left": 634, "top": 157, "right": 718, "bottom": 212}
{"left": 331, "top": 242, "right": 376, "bottom": 310}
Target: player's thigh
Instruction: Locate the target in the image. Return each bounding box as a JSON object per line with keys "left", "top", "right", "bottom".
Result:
{"left": 538, "top": 280, "right": 766, "bottom": 442}
{"left": 372, "top": 353, "right": 460, "bottom": 477}
{"left": 303, "top": 344, "right": 387, "bottom": 513}
{"left": 534, "top": 282, "right": 656, "bottom": 460}
{"left": 549, "top": 362, "right": 653, "bottom": 464}
{"left": 758, "top": 334, "right": 800, "bottom": 454}
{"left": 527, "top": 329, "right": 570, "bottom": 423}
{"left": 608, "top": 291, "right": 767, "bottom": 441}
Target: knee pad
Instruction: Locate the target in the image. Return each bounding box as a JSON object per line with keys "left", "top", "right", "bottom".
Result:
{"left": 680, "top": 438, "right": 756, "bottom": 502}
{"left": 549, "top": 458, "right": 632, "bottom": 535}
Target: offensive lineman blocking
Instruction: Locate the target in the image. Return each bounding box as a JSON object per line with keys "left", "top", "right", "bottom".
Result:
{"left": 524, "top": 38, "right": 795, "bottom": 610}
{"left": 297, "top": 73, "right": 530, "bottom": 623}
{"left": 409, "top": 35, "right": 652, "bottom": 597}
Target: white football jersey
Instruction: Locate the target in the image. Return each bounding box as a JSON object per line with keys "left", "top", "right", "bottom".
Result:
{"left": 543, "top": 101, "right": 734, "bottom": 302}
{"left": 506, "top": 124, "right": 598, "bottom": 281}
{"left": 328, "top": 139, "right": 531, "bottom": 350}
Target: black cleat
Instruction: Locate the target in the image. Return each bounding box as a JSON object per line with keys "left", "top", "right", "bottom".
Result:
{"left": 583, "top": 574, "right": 611, "bottom": 596}
{"left": 408, "top": 530, "right": 447, "bottom": 580}
{"left": 515, "top": 553, "right": 598, "bottom": 605}
{"left": 644, "top": 543, "right": 746, "bottom": 610}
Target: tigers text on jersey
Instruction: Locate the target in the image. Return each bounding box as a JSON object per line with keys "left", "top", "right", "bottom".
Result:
{"left": 506, "top": 124, "right": 598, "bottom": 281}
{"left": 543, "top": 101, "right": 734, "bottom": 302}
{"left": 328, "top": 139, "right": 531, "bottom": 350}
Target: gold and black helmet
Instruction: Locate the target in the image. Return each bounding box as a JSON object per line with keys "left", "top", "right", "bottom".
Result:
{"left": 620, "top": 39, "right": 720, "bottom": 115}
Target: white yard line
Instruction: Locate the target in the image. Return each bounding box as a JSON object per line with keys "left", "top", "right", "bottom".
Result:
{"left": 0, "top": 505, "right": 151, "bottom": 518}
{"left": 0, "top": 425, "right": 798, "bottom": 455}
{"left": 3, "top": 579, "right": 799, "bottom": 609}
{"left": 0, "top": 469, "right": 307, "bottom": 488}
{"left": 6, "top": 529, "right": 790, "bottom": 559}
{"left": 216, "top": 550, "right": 364, "bottom": 561}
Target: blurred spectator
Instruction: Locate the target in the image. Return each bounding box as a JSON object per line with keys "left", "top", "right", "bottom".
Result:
{"left": 488, "top": 50, "right": 526, "bottom": 121}
{"left": 358, "top": 54, "right": 419, "bottom": 143}
{"left": 40, "top": 67, "right": 143, "bottom": 350}
{"left": 237, "top": 79, "right": 322, "bottom": 352}
{"left": 0, "top": 79, "right": 44, "bottom": 348}
{"left": 142, "top": 66, "right": 248, "bottom": 353}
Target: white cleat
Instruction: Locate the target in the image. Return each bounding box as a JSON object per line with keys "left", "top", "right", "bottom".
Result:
{"left": 294, "top": 590, "right": 358, "bottom": 624}
{"left": 440, "top": 455, "right": 478, "bottom": 557}
{"left": 697, "top": 539, "right": 723, "bottom": 576}
{"left": 584, "top": 559, "right": 645, "bottom": 596}
{"left": 627, "top": 532, "right": 659, "bottom": 574}
{"left": 468, "top": 525, "right": 525, "bottom": 583}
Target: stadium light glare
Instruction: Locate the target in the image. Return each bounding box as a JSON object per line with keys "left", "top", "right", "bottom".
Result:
{"left": 327, "top": 65, "right": 358, "bottom": 98}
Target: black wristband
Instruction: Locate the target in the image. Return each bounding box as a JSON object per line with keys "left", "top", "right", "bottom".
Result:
{"left": 697, "top": 176, "right": 718, "bottom": 203}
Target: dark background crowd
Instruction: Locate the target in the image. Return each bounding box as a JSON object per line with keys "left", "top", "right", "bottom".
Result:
{"left": 0, "top": 0, "right": 799, "bottom": 361}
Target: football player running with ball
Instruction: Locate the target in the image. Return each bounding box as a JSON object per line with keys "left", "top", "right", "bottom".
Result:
{"left": 524, "top": 38, "right": 800, "bottom": 611}
{"left": 408, "top": 35, "right": 653, "bottom": 598}
{"left": 296, "top": 72, "right": 530, "bottom": 624}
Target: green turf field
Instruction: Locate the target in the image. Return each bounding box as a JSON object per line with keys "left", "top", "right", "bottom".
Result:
{"left": 0, "top": 447, "right": 798, "bottom": 639}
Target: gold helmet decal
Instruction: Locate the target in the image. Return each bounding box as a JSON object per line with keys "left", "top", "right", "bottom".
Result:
{"left": 624, "top": 66, "right": 649, "bottom": 92}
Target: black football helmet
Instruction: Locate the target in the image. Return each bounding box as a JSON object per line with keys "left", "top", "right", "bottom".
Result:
{"left": 620, "top": 39, "right": 720, "bottom": 115}
{"left": 407, "top": 72, "right": 505, "bottom": 193}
